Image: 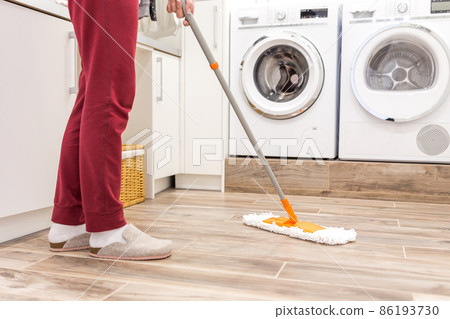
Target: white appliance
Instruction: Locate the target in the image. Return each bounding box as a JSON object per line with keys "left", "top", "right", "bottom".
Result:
{"left": 339, "top": 0, "right": 450, "bottom": 163}
{"left": 229, "top": 1, "right": 342, "bottom": 159}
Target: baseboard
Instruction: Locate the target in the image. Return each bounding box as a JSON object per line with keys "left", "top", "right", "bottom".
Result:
{"left": 225, "top": 157, "right": 450, "bottom": 204}
{"left": 175, "top": 174, "right": 222, "bottom": 191}
{"left": 0, "top": 206, "right": 52, "bottom": 244}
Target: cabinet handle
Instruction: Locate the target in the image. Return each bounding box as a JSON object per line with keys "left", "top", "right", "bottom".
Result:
{"left": 69, "top": 31, "right": 78, "bottom": 95}
{"left": 157, "top": 57, "right": 163, "bottom": 102}
{"left": 213, "top": 5, "right": 218, "bottom": 49}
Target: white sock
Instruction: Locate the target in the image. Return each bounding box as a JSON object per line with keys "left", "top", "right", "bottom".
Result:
{"left": 89, "top": 225, "right": 127, "bottom": 248}
{"left": 48, "top": 223, "right": 87, "bottom": 243}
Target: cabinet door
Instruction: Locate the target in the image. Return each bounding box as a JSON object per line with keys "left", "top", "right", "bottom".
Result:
{"left": 0, "top": 2, "right": 76, "bottom": 218}
{"left": 151, "top": 51, "right": 180, "bottom": 179}
{"left": 183, "top": 0, "right": 224, "bottom": 175}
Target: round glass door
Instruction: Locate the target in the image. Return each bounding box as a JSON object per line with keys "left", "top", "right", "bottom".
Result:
{"left": 253, "top": 45, "right": 309, "bottom": 103}
{"left": 241, "top": 32, "right": 324, "bottom": 120}
{"left": 352, "top": 24, "right": 450, "bottom": 122}
{"left": 366, "top": 41, "right": 435, "bottom": 91}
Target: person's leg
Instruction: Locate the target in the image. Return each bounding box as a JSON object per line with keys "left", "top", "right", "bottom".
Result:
{"left": 49, "top": 69, "right": 89, "bottom": 250}
{"left": 69, "top": 0, "right": 138, "bottom": 233}
{"left": 51, "top": 0, "right": 172, "bottom": 259}
{"left": 74, "top": 0, "right": 171, "bottom": 259}
{"left": 51, "top": 70, "right": 86, "bottom": 226}
{"left": 50, "top": 0, "right": 136, "bottom": 247}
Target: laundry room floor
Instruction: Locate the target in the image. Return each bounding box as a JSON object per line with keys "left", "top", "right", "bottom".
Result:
{"left": 0, "top": 189, "right": 449, "bottom": 301}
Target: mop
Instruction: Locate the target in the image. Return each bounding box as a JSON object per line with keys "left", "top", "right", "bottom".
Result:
{"left": 180, "top": 0, "right": 356, "bottom": 245}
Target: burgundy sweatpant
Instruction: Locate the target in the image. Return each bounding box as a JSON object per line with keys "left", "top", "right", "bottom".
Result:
{"left": 52, "top": 0, "right": 139, "bottom": 232}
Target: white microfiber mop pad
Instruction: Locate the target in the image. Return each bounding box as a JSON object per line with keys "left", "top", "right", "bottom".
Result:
{"left": 243, "top": 213, "right": 357, "bottom": 245}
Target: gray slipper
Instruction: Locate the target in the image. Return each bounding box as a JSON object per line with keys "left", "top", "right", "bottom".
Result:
{"left": 49, "top": 233, "right": 91, "bottom": 252}
{"left": 89, "top": 224, "right": 172, "bottom": 261}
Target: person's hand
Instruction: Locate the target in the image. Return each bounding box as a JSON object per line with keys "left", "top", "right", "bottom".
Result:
{"left": 167, "top": 0, "right": 195, "bottom": 27}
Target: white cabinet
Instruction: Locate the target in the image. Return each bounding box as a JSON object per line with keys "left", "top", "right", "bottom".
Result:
{"left": 178, "top": 0, "right": 228, "bottom": 190}
{"left": 123, "top": 46, "right": 180, "bottom": 198}
{"left": 0, "top": 1, "right": 76, "bottom": 241}
{"left": 9, "top": 0, "right": 71, "bottom": 20}
{"left": 151, "top": 50, "right": 180, "bottom": 179}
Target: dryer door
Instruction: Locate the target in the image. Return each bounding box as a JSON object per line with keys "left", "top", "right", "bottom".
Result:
{"left": 240, "top": 32, "right": 324, "bottom": 119}
{"left": 352, "top": 24, "right": 450, "bottom": 122}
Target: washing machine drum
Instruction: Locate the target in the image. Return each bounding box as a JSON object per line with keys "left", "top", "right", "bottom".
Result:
{"left": 352, "top": 24, "right": 450, "bottom": 122}
{"left": 241, "top": 32, "right": 324, "bottom": 119}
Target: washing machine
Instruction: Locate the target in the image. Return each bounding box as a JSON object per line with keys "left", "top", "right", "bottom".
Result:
{"left": 229, "top": 1, "right": 342, "bottom": 159}
{"left": 339, "top": 0, "right": 450, "bottom": 163}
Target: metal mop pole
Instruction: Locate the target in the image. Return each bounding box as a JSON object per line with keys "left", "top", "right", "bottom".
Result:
{"left": 180, "top": 0, "right": 326, "bottom": 232}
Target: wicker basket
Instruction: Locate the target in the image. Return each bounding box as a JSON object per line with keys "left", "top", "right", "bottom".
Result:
{"left": 120, "top": 144, "right": 145, "bottom": 208}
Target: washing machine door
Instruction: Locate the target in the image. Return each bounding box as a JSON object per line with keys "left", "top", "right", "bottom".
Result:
{"left": 352, "top": 24, "right": 450, "bottom": 122}
{"left": 240, "top": 32, "right": 324, "bottom": 120}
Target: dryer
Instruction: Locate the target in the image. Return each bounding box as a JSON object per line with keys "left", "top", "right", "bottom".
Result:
{"left": 229, "top": 1, "right": 342, "bottom": 159}
{"left": 339, "top": 0, "right": 450, "bottom": 163}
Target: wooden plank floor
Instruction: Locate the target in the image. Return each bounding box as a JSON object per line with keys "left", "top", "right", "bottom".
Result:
{"left": 0, "top": 188, "right": 449, "bottom": 301}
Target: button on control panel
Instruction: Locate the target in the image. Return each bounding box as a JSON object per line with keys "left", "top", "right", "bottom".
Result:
{"left": 397, "top": 1, "right": 409, "bottom": 13}
{"left": 276, "top": 10, "right": 287, "bottom": 21}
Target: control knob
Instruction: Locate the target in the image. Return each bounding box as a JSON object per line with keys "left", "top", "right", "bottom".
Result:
{"left": 397, "top": 2, "right": 409, "bottom": 14}
{"left": 276, "top": 10, "right": 287, "bottom": 21}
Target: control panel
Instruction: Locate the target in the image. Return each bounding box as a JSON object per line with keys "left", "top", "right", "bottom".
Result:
{"left": 300, "top": 8, "right": 329, "bottom": 19}
{"left": 235, "top": 4, "right": 338, "bottom": 28}
{"left": 347, "top": 0, "right": 449, "bottom": 21}
{"left": 266, "top": 6, "right": 329, "bottom": 25}
{"left": 431, "top": 0, "right": 450, "bottom": 13}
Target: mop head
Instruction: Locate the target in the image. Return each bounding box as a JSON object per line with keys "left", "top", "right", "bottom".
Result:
{"left": 243, "top": 213, "right": 357, "bottom": 245}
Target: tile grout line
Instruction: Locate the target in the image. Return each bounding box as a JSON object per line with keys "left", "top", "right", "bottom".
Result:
{"left": 100, "top": 282, "right": 129, "bottom": 301}
{"left": 176, "top": 248, "right": 300, "bottom": 264}
{"left": 211, "top": 246, "right": 435, "bottom": 265}
{"left": 174, "top": 204, "right": 277, "bottom": 213}
{"left": 401, "top": 244, "right": 450, "bottom": 251}
{"left": 275, "top": 262, "right": 287, "bottom": 278}
{"left": 244, "top": 199, "right": 399, "bottom": 209}
{"left": 142, "top": 203, "right": 408, "bottom": 223}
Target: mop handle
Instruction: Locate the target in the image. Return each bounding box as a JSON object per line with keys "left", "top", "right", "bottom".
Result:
{"left": 180, "top": 0, "right": 299, "bottom": 222}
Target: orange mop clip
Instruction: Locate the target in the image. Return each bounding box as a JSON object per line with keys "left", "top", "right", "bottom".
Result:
{"left": 263, "top": 198, "right": 325, "bottom": 233}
